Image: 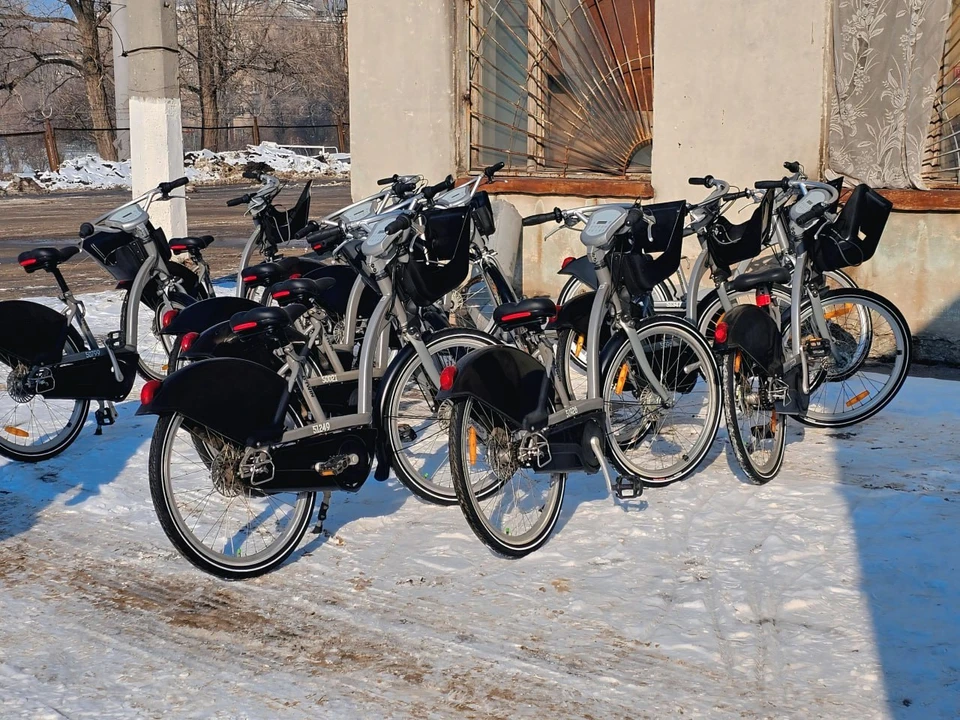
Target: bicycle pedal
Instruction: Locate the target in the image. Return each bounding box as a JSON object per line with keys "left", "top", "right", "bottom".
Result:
{"left": 803, "top": 337, "right": 830, "bottom": 359}
{"left": 397, "top": 424, "right": 417, "bottom": 443}
{"left": 613, "top": 475, "right": 644, "bottom": 500}
{"left": 314, "top": 453, "right": 360, "bottom": 477}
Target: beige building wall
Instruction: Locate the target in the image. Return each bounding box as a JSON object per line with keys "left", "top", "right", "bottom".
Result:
{"left": 348, "top": 0, "right": 457, "bottom": 199}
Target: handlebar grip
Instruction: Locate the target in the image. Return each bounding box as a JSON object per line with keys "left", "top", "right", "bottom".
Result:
{"left": 688, "top": 175, "right": 715, "bottom": 187}
{"left": 79, "top": 222, "right": 95, "bottom": 238}
{"left": 293, "top": 220, "right": 320, "bottom": 240}
{"left": 158, "top": 176, "right": 189, "bottom": 195}
{"left": 721, "top": 191, "right": 749, "bottom": 202}
{"left": 226, "top": 194, "right": 251, "bottom": 207}
{"left": 242, "top": 169, "right": 261, "bottom": 180}
{"left": 385, "top": 214, "right": 413, "bottom": 234}
{"left": 783, "top": 160, "right": 801, "bottom": 173}
{"left": 394, "top": 181, "right": 417, "bottom": 195}
{"left": 377, "top": 175, "right": 399, "bottom": 186}
{"left": 422, "top": 174, "right": 455, "bottom": 201}
{"left": 796, "top": 203, "right": 826, "bottom": 226}
{"left": 521, "top": 208, "right": 563, "bottom": 227}
{"left": 306, "top": 226, "right": 343, "bottom": 251}
{"left": 484, "top": 161, "right": 505, "bottom": 178}
{"left": 755, "top": 179, "right": 790, "bottom": 190}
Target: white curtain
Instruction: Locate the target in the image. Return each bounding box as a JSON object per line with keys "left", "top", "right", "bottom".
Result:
{"left": 829, "top": 0, "right": 951, "bottom": 188}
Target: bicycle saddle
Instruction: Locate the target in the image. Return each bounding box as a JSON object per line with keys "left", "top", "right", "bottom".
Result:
{"left": 230, "top": 304, "right": 308, "bottom": 334}
{"left": 18, "top": 246, "right": 80, "bottom": 273}
{"left": 269, "top": 277, "right": 336, "bottom": 307}
{"left": 169, "top": 235, "right": 215, "bottom": 253}
{"left": 730, "top": 266, "right": 791, "bottom": 292}
{"left": 493, "top": 297, "right": 557, "bottom": 327}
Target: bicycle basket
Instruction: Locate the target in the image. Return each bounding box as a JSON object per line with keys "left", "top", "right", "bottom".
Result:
{"left": 470, "top": 191, "right": 496, "bottom": 237}
{"left": 705, "top": 189, "right": 774, "bottom": 271}
{"left": 261, "top": 181, "right": 313, "bottom": 245}
{"left": 82, "top": 229, "right": 148, "bottom": 283}
{"left": 810, "top": 183, "right": 891, "bottom": 272}
{"left": 399, "top": 205, "right": 473, "bottom": 306}
{"left": 612, "top": 200, "right": 687, "bottom": 296}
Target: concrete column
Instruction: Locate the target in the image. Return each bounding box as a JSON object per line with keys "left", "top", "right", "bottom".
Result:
{"left": 348, "top": 0, "right": 456, "bottom": 199}
{"left": 126, "top": 0, "right": 187, "bottom": 238}
{"left": 110, "top": 3, "right": 130, "bottom": 160}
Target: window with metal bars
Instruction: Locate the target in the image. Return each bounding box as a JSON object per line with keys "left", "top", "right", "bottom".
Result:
{"left": 468, "top": 0, "right": 654, "bottom": 178}
{"left": 923, "top": 0, "right": 960, "bottom": 185}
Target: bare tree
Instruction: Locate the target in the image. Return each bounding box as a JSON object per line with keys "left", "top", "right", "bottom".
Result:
{"left": 0, "top": 0, "right": 117, "bottom": 160}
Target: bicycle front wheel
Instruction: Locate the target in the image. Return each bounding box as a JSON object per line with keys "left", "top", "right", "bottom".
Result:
{"left": 382, "top": 328, "right": 500, "bottom": 504}
{"left": 792, "top": 288, "right": 911, "bottom": 428}
{"left": 603, "top": 317, "right": 721, "bottom": 485}
{"left": 449, "top": 397, "right": 565, "bottom": 557}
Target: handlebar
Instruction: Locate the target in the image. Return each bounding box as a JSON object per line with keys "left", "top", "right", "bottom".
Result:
{"left": 226, "top": 194, "right": 252, "bottom": 207}
{"left": 377, "top": 175, "right": 399, "bottom": 186}
{"left": 688, "top": 175, "right": 716, "bottom": 188}
{"left": 796, "top": 204, "right": 828, "bottom": 226}
{"left": 385, "top": 214, "right": 413, "bottom": 234}
{"left": 422, "top": 175, "right": 456, "bottom": 202}
{"left": 755, "top": 179, "right": 790, "bottom": 190}
{"left": 522, "top": 208, "right": 563, "bottom": 226}
{"left": 158, "top": 177, "right": 189, "bottom": 196}
{"left": 306, "top": 226, "right": 343, "bottom": 252}
{"left": 721, "top": 190, "right": 751, "bottom": 202}
{"left": 294, "top": 220, "right": 320, "bottom": 240}
{"left": 484, "top": 161, "right": 505, "bottom": 180}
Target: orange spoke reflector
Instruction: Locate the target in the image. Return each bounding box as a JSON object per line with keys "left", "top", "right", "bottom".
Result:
{"left": 846, "top": 390, "right": 870, "bottom": 407}
{"left": 615, "top": 363, "right": 630, "bottom": 394}
{"left": 3, "top": 426, "right": 29, "bottom": 438}
{"left": 733, "top": 351, "right": 742, "bottom": 374}
{"left": 468, "top": 426, "right": 477, "bottom": 466}
{"left": 574, "top": 334, "right": 585, "bottom": 356}
{"left": 770, "top": 408, "right": 778, "bottom": 434}
{"left": 824, "top": 304, "right": 854, "bottom": 320}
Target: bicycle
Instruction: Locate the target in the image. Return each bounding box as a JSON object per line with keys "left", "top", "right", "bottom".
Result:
{"left": 714, "top": 176, "right": 910, "bottom": 482}
{"left": 439, "top": 199, "right": 723, "bottom": 557}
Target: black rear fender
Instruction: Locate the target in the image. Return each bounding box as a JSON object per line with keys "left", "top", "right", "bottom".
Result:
{"left": 558, "top": 255, "right": 597, "bottom": 289}
{"left": 0, "top": 300, "right": 69, "bottom": 366}
{"left": 435, "top": 345, "right": 548, "bottom": 428}
{"left": 717, "top": 304, "right": 783, "bottom": 375}
{"left": 162, "top": 296, "right": 259, "bottom": 336}
{"left": 137, "top": 357, "right": 287, "bottom": 445}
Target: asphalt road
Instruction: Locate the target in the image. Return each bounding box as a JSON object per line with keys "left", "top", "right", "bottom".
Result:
{"left": 0, "top": 180, "right": 352, "bottom": 297}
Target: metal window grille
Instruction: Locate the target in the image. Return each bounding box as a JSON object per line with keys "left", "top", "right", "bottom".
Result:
{"left": 923, "top": 0, "right": 960, "bottom": 184}
{"left": 468, "top": 0, "right": 654, "bottom": 177}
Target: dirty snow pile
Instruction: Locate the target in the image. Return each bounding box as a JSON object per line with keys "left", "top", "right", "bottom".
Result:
{"left": 2, "top": 142, "right": 349, "bottom": 193}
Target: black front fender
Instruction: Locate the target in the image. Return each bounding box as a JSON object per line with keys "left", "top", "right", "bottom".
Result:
{"left": 162, "top": 296, "right": 259, "bottom": 336}
{"left": 0, "top": 300, "right": 68, "bottom": 366}
{"left": 436, "top": 345, "right": 547, "bottom": 428}
{"left": 137, "top": 357, "right": 286, "bottom": 445}
{"left": 558, "top": 255, "right": 597, "bottom": 290}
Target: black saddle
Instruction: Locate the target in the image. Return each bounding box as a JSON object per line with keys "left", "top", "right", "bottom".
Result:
{"left": 169, "top": 235, "right": 215, "bottom": 253}
{"left": 730, "top": 266, "right": 791, "bottom": 292}
{"left": 269, "top": 277, "right": 336, "bottom": 307}
{"left": 230, "top": 304, "right": 308, "bottom": 334}
{"left": 493, "top": 297, "right": 557, "bottom": 328}
{"left": 242, "top": 256, "right": 324, "bottom": 288}
{"left": 18, "top": 246, "right": 80, "bottom": 273}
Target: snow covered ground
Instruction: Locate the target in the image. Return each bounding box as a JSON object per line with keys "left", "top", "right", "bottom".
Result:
{"left": 1, "top": 288, "right": 958, "bottom": 719}
{"left": 1, "top": 142, "right": 349, "bottom": 194}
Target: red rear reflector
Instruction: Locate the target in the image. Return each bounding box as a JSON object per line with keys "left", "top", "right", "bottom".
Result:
{"left": 561, "top": 256, "right": 575, "bottom": 269}
{"left": 714, "top": 321, "right": 729, "bottom": 344}
{"left": 272, "top": 290, "right": 291, "bottom": 299}
{"left": 140, "top": 379, "right": 161, "bottom": 406}
{"left": 756, "top": 293, "right": 771, "bottom": 307}
{"left": 170, "top": 245, "right": 187, "bottom": 252}
{"left": 180, "top": 332, "right": 199, "bottom": 352}
{"left": 500, "top": 311, "right": 532, "bottom": 322}
{"left": 439, "top": 365, "right": 457, "bottom": 392}
{"left": 233, "top": 321, "right": 258, "bottom": 332}
{"left": 161, "top": 309, "right": 179, "bottom": 328}
{"left": 242, "top": 275, "right": 257, "bottom": 283}
{"left": 289, "top": 273, "right": 302, "bottom": 280}
{"left": 19, "top": 258, "right": 37, "bottom": 267}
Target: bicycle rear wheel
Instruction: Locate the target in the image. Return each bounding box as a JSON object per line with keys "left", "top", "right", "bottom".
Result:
{"left": 722, "top": 352, "right": 785, "bottom": 483}
{"left": 449, "top": 397, "right": 565, "bottom": 557}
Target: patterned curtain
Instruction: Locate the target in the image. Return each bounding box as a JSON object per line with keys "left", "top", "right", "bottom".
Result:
{"left": 829, "top": 0, "right": 950, "bottom": 188}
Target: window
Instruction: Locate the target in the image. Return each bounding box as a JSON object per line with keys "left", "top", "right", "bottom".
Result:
{"left": 468, "top": 0, "right": 654, "bottom": 177}
{"left": 923, "top": 0, "right": 960, "bottom": 185}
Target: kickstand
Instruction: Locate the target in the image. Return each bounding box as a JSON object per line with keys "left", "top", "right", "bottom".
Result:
{"left": 311, "top": 491, "right": 332, "bottom": 534}
{"left": 588, "top": 435, "right": 644, "bottom": 502}
{"left": 93, "top": 401, "right": 118, "bottom": 436}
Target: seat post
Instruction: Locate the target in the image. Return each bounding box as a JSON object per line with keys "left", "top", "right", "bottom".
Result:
{"left": 49, "top": 267, "right": 71, "bottom": 299}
